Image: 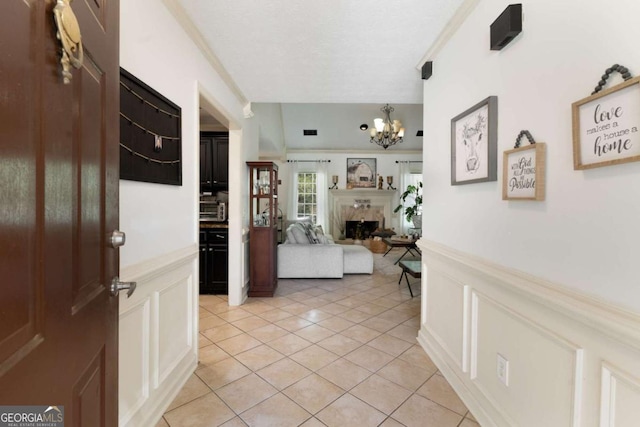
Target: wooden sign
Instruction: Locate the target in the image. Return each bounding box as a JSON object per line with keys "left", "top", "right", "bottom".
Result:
{"left": 502, "top": 143, "right": 546, "bottom": 201}
{"left": 572, "top": 76, "right": 640, "bottom": 170}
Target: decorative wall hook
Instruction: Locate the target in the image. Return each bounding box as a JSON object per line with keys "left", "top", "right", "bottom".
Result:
{"left": 514, "top": 130, "right": 536, "bottom": 148}
{"left": 53, "top": 0, "right": 84, "bottom": 84}
{"left": 591, "top": 64, "right": 633, "bottom": 95}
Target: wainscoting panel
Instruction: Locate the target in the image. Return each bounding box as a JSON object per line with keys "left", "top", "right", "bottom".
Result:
{"left": 601, "top": 363, "right": 640, "bottom": 427}
{"left": 423, "top": 269, "right": 467, "bottom": 372}
{"left": 155, "top": 277, "right": 194, "bottom": 387}
{"left": 118, "top": 298, "right": 150, "bottom": 424}
{"left": 472, "top": 291, "right": 583, "bottom": 426}
{"left": 118, "top": 245, "right": 198, "bottom": 427}
{"left": 417, "top": 240, "right": 640, "bottom": 427}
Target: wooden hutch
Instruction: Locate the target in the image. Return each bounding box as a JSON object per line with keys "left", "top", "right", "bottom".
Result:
{"left": 247, "top": 161, "right": 278, "bottom": 297}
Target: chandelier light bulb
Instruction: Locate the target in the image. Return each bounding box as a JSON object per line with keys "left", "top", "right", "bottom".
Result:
{"left": 369, "top": 104, "right": 405, "bottom": 149}
{"left": 373, "top": 118, "right": 384, "bottom": 132}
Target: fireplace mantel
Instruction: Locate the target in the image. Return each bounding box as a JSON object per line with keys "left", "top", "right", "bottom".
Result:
{"left": 329, "top": 189, "right": 397, "bottom": 198}
{"left": 328, "top": 189, "right": 397, "bottom": 236}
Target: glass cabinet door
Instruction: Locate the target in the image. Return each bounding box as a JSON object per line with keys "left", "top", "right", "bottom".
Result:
{"left": 248, "top": 162, "right": 278, "bottom": 228}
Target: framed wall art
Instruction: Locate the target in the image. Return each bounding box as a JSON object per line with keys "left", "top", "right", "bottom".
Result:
{"left": 502, "top": 131, "right": 546, "bottom": 201}
{"left": 346, "top": 158, "right": 376, "bottom": 189}
{"left": 451, "top": 96, "right": 498, "bottom": 185}
{"left": 572, "top": 74, "right": 640, "bottom": 170}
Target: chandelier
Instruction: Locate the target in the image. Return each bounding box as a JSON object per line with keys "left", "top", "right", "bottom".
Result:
{"left": 369, "top": 104, "right": 405, "bottom": 149}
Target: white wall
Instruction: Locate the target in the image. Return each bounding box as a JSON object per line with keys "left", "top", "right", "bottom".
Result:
{"left": 252, "top": 103, "right": 285, "bottom": 156}
{"left": 118, "top": 1, "right": 255, "bottom": 424}
{"left": 423, "top": 0, "right": 640, "bottom": 312}
{"left": 120, "top": 0, "right": 246, "bottom": 269}
{"left": 281, "top": 152, "right": 422, "bottom": 231}
{"left": 418, "top": 0, "right": 640, "bottom": 425}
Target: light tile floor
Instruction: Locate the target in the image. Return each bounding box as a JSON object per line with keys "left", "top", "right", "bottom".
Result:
{"left": 159, "top": 248, "right": 479, "bottom": 427}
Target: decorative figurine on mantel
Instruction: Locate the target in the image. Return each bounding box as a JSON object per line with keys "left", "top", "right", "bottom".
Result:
{"left": 378, "top": 175, "right": 384, "bottom": 190}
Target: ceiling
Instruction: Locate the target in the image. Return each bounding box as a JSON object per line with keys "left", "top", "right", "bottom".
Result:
{"left": 179, "top": 0, "right": 466, "bottom": 152}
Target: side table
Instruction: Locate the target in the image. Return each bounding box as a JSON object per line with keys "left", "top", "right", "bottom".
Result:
{"left": 382, "top": 237, "right": 421, "bottom": 265}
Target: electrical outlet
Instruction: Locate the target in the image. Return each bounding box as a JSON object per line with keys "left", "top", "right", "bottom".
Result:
{"left": 497, "top": 353, "right": 509, "bottom": 386}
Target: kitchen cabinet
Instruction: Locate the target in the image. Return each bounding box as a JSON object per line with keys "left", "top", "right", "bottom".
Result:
{"left": 200, "top": 132, "right": 229, "bottom": 192}
{"left": 199, "top": 228, "right": 228, "bottom": 294}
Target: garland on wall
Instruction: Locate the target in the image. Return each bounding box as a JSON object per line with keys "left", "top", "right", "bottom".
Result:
{"left": 120, "top": 81, "right": 180, "bottom": 118}
{"left": 120, "top": 112, "right": 180, "bottom": 141}
{"left": 119, "top": 143, "right": 181, "bottom": 165}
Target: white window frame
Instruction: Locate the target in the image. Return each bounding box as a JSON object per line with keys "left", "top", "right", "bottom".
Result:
{"left": 296, "top": 172, "right": 317, "bottom": 223}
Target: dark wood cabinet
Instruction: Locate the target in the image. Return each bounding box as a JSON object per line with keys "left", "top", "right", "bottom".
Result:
{"left": 213, "top": 137, "right": 229, "bottom": 186}
{"left": 200, "top": 132, "right": 229, "bottom": 192}
{"left": 247, "top": 161, "right": 278, "bottom": 297}
{"left": 200, "top": 139, "right": 213, "bottom": 191}
{"left": 199, "top": 228, "right": 228, "bottom": 294}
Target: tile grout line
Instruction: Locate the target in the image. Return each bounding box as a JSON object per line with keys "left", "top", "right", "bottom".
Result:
{"left": 163, "top": 248, "right": 463, "bottom": 426}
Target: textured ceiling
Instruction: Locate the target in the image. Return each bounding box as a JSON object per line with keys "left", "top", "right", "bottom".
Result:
{"left": 178, "top": 0, "right": 466, "bottom": 153}
{"left": 177, "top": 0, "right": 464, "bottom": 104}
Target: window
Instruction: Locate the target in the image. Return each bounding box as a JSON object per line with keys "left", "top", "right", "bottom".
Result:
{"left": 296, "top": 172, "right": 317, "bottom": 223}
{"left": 400, "top": 172, "right": 423, "bottom": 232}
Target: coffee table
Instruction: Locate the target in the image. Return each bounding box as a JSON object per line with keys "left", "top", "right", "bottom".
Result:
{"left": 382, "top": 237, "right": 421, "bottom": 264}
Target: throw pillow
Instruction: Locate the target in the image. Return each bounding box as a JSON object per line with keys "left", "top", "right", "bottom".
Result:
{"left": 313, "top": 224, "right": 328, "bottom": 244}
{"left": 300, "top": 222, "right": 319, "bottom": 244}
{"left": 285, "top": 226, "right": 296, "bottom": 244}
{"left": 316, "top": 234, "right": 329, "bottom": 244}
{"left": 288, "top": 223, "right": 309, "bottom": 244}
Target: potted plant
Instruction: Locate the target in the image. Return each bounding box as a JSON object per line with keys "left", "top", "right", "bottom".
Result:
{"left": 393, "top": 181, "right": 422, "bottom": 229}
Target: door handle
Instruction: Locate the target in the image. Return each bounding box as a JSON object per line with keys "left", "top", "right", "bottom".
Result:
{"left": 111, "top": 276, "right": 137, "bottom": 298}
{"left": 110, "top": 230, "right": 126, "bottom": 248}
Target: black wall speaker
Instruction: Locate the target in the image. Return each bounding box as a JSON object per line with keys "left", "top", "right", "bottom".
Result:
{"left": 490, "top": 4, "right": 522, "bottom": 51}
{"left": 421, "top": 61, "right": 433, "bottom": 80}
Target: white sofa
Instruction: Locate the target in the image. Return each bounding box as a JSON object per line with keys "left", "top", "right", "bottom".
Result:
{"left": 277, "top": 222, "right": 373, "bottom": 279}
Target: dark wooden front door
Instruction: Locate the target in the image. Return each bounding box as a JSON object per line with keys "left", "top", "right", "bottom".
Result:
{"left": 0, "top": 1, "right": 120, "bottom": 425}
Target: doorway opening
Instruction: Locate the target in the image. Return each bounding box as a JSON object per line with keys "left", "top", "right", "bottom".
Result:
{"left": 198, "top": 100, "right": 230, "bottom": 297}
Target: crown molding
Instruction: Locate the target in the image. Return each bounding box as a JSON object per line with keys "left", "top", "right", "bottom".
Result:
{"left": 416, "top": 0, "right": 481, "bottom": 69}
{"left": 162, "top": 0, "right": 248, "bottom": 105}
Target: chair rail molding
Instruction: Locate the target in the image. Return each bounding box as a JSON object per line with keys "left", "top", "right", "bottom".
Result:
{"left": 416, "top": 238, "right": 640, "bottom": 427}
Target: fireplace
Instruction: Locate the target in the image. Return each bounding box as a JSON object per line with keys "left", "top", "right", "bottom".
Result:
{"left": 329, "top": 189, "right": 396, "bottom": 237}
{"left": 345, "top": 221, "right": 379, "bottom": 239}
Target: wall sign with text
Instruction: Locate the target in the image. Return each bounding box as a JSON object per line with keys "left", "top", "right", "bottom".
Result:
{"left": 572, "top": 76, "right": 640, "bottom": 170}
{"left": 502, "top": 143, "right": 546, "bottom": 201}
